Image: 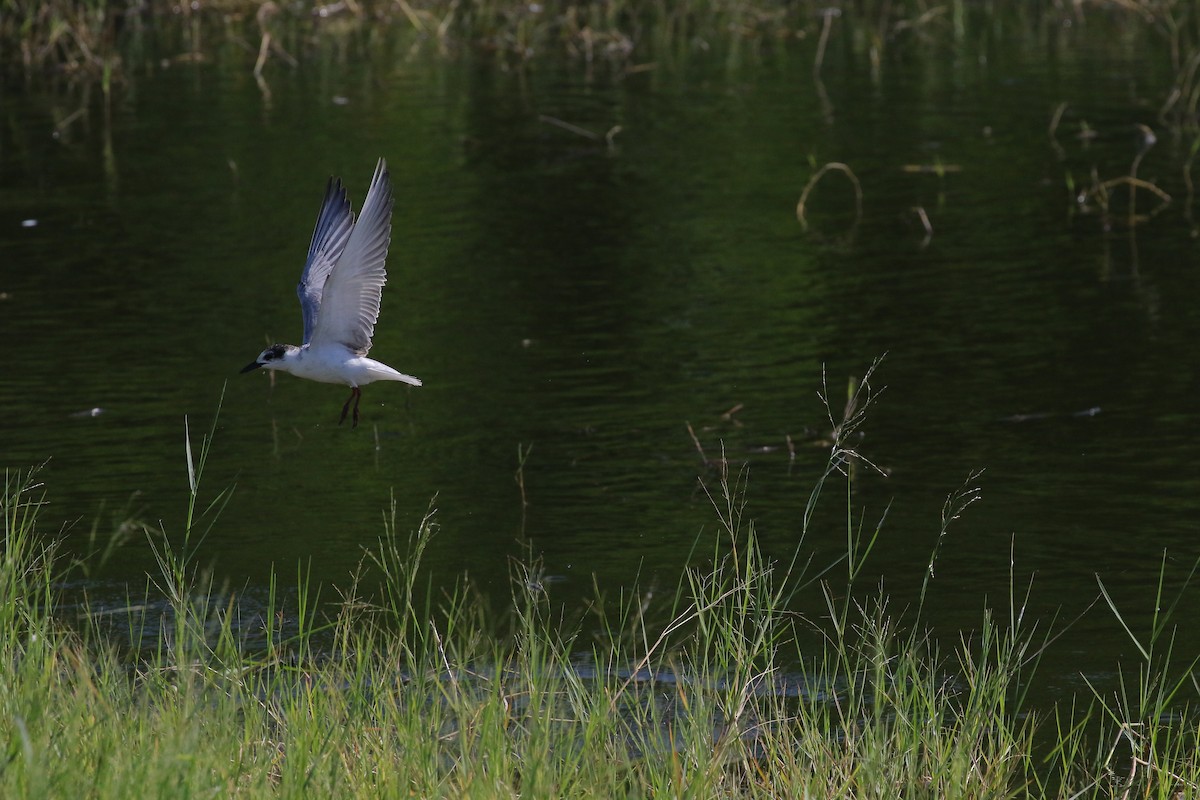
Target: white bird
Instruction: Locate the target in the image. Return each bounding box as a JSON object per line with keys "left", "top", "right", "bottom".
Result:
{"left": 241, "top": 158, "right": 421, "bottom": 427}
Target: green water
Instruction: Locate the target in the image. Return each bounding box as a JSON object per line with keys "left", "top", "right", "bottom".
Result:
{"left": 2, "top": 13, "right": 1198, "bottom": 705}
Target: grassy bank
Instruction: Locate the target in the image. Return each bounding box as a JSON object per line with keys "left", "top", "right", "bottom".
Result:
{"left": 3, "top": 386, "right": 1200, "bottom": 797}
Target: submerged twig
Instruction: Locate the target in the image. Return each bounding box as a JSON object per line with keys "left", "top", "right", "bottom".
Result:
{"left": 796, "top": 162, "right": 863, "bottom": 232}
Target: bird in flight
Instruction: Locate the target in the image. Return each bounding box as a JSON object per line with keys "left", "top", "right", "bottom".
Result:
{"left": 241, "top": 158, "right": 421, "bottom": 427}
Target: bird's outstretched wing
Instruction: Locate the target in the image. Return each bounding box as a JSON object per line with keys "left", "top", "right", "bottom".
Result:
{"left": 309, "top": 159, "right": 393, "bottom": 355}
{"left": 296, "top": 177, "right": 355, "bottom": 346}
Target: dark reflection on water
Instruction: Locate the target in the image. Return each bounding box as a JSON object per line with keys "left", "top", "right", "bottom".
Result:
{"left": 2, "top": 23, "right": 1199, "bottom": 708}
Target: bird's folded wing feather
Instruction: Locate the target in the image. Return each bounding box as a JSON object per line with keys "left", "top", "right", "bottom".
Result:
{"left": 296, "top": 177, "right": 355, "bottom": 346}
{"left": 309, "top": 158, "right": 393, "bottom": 354}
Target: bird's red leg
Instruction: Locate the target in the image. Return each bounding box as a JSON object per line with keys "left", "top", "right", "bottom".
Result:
{"left": 339, "top": 387, "right": 357, "bottom": 426}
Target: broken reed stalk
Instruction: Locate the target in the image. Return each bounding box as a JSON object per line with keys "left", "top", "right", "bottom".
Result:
{"left": 254, "top": 31, "right": 271, "bottom": 76}
{"left": 251, "top": 2, "right": 296, "bottom": 76}
{"left": 686, "top": 422, "right": 710, "bottom": 465}
{"left": 515, "top": 443, "right": 532, "bottom": 509}
{"left": 1096, "top": 176, "right": 1170, "bottom": 203}
{"left": 1048, "top": 101, "right": 1069, "bottom": 139}
{"left": 912, "top": 205, "right": 933, "bottom": 247}
{"left": 813, "top": 8, "right": 839, "bottom": 79}
{"left": 538, "top": 114, "right": 601, "bottom": 141}
{"left": 1127, "top": 123, "right": 1156, "bottom": 224}
{"left": 796, "top": 162, "right": 863, "bottom": 232}
{"left": 1184, "top": 137, "right": 1200, "bottom": 230}
{"left": 1078, "top": 124, "right": 1170, "bottom": 224}
{"left": 395, "top": 0, "right": 428, "bottom": 31}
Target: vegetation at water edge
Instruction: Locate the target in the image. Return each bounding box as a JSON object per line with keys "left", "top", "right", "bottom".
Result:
{"left": 3, "top": 377, "right": 1200, "bottom": 798}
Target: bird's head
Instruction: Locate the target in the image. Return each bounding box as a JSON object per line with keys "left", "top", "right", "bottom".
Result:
{"left": 241, "top": 343, "right": 294, "bottom": 374}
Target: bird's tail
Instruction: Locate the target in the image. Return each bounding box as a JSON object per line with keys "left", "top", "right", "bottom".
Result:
{"left": 372, "top": 363, "right": 422, "bottom": 386}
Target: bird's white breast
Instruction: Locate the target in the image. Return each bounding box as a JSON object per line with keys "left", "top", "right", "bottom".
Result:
{"left": 286, "top": 345, "right": 397, "bottom": 387}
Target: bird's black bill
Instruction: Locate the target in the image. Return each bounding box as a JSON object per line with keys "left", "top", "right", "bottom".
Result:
{"left": 240, "top": 361, "right": 264, "bottom": 373}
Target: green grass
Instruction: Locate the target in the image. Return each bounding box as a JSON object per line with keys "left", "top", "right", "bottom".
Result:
{"left": 3, "top": 380, "right": 1200, "bottom": 798}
